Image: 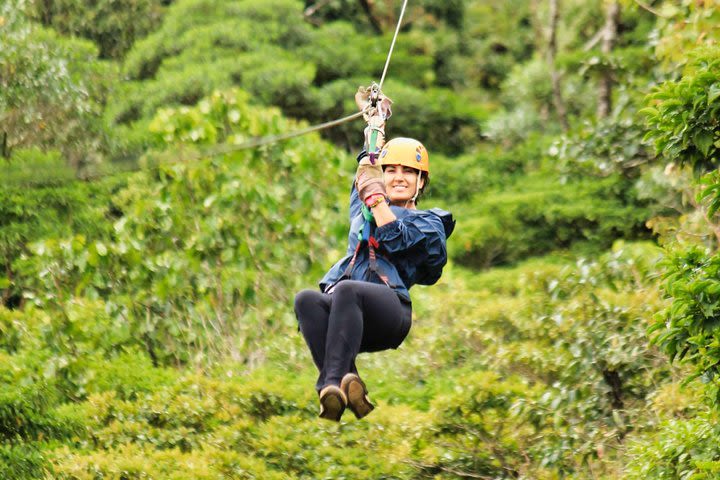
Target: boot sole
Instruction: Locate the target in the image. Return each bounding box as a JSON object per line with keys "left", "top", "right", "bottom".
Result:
{"left": 341, "top": 374, "right": 375, "bottom": 419}
{"left": 319, "top": 387, "right": 346, "bottom": 422}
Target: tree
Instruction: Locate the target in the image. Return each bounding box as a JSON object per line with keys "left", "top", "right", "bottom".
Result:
{"left": 547, "top": 0, "right": 569, "bottom": 130}
{"left": 0, "top": 3, "right": 115, "bottom": 170}
{"left": 597, "top": 1, "right": 620, "bottom": 118}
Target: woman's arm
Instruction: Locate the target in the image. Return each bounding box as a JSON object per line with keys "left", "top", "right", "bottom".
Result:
{"left": 375, "top": 212, "right": 446, "bottom": 256}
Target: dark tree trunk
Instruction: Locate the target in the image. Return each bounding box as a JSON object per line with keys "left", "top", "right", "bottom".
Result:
{"left": 1, "top": 132, "right": 8, "bottom": 159}
{"left": 358, "top": 0, "right": 383, "bottom": 34}
{"left": 597, "top": 1, "right": 620, "bottom": 119}
{"left": 602, "top": 369, "right": 624, "bottom": 410}
{"left": 547, "top": 0, "right": 569, "bottom": 131}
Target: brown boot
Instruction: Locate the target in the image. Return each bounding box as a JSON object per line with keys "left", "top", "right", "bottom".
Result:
{"left": 318, "top": 385, "right": 347, "bottom": 422}
{"left": 341, "top": 373, "right": 375, "bottom": 419}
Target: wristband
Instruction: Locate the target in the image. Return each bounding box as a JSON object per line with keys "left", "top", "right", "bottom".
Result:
{"left": 365, "top": 194, "right": 388, "bottom": 209}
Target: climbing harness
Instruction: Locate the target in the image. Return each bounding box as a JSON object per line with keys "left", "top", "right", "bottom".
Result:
{"left": 337, "top": 206, "right": 393, "bottom": 288}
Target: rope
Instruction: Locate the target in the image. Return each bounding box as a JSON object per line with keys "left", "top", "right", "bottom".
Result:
{"left": 379, "top": 0, "right": 409, "bottom": 90}
{"left": 177, "top": 108, "right": 369, "bottom": 163}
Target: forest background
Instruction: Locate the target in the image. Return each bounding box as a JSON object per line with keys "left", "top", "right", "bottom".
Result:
{"left": 2, "top": 0, "right": 720, "bottom": 478}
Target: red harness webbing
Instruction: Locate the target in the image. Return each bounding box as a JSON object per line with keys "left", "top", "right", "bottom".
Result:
{"left": 339, "top": 235, "right": 392, "bottom": 287}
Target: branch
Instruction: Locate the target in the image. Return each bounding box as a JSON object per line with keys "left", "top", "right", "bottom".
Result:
{"left": 633, "top": 0, "right": 672, "bottom": 18}
{"left": 304, "top": 0, "right": 333, "bottom": 18}
{"left": 583, "top": 28, "right": 604, "bottom": 52}
{"left": 358, "top": 0, "right": 383, "bottom": 34}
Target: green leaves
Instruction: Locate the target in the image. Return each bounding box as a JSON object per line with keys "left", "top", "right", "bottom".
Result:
{"left": 642, "top": 48, "right": 720, "bottom": 173}
{"left": 652, "top": 245, "right": 720, "bottom": 402}
{"left": 21, "top": 87, "right": 349, "bottom": 366}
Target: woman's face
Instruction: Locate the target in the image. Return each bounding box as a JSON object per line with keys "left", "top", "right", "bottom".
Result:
{"left": 383, "top": 164, "right": 424, "bottom": 204}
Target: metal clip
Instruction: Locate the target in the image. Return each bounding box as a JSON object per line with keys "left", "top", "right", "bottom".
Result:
{"left": 369, "top": 82, "right": 380, "bottom": 107}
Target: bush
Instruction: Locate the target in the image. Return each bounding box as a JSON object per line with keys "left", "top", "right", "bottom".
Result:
{"left": 642, "top": 47, "right": 720, "bottom": 174}
{"left": 412, "top": 371, "right": 536, "bottom": 478}
{"left": 0, "top": 443, "right": 48, "bottom": 480}
{"left": 451, "top": 172, "right": 651, "bottom": 268}
{"left": 0, "top": 7, "right": 111, "bottom": 167}
{"left": 626, "top": 411, "right": 720, "bottom": 480}
{"left": 652, "top": 246, "right": 720, "bottom": 402}
{"left": 26, "top": 88, "right": 351, "bottom": 365}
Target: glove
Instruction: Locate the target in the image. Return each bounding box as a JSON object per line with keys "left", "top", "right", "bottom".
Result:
{"left": 356, "top": 162, "right": 386, "bottom": 204}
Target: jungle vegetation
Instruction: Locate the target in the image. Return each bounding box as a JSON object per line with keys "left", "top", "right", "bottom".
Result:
{"left": 2, "top": 0, "right": 720, "bottom": 478}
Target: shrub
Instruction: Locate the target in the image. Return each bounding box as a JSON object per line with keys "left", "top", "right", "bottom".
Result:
{"left": 451, "top": 172, "right": 651, "bottom": 268}
{"left": 26, "top": 88, "right": 350, "bottom": 365}
{"left": 626, "top": 411, "right": 720, "bottom": 480}
{"left": 412, "top": 371, "right": 535, "bottom": 478}
{"left": 652, "top": 246, "right": 720, "bottom": 401}
{"left": 642, "top": 47, "right": 720, "bottom": 174}
{"left": 0, "top": 443, "right": 48, "bottom": 480}
{"left": 0, "top": 7, "right": 109, "bottom": 166}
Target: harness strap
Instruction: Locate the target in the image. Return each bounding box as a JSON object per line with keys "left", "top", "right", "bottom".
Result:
{"left": 368, "top": 236, "right": 391, "bottom": 287}
{"left": 337, "top": 221, "right": 393, "bottom": 288}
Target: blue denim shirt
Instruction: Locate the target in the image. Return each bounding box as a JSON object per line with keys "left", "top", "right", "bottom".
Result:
{"left": 319, "top": 178, "right": 455, "bottom": 302}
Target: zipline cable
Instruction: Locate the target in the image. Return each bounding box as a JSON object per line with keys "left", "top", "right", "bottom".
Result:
{"left": 6, "top": 1, "right": 411, "bottom": 186}
{"left": 175, "top": 107, "right": 371, "bottom": 165}
{"left": 378, "top": 0, "right": 409, "bottom": 91}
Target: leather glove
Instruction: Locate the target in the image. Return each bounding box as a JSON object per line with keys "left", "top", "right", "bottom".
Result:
{"left": 356, "top": 162, "right": 386, "bottom": 204}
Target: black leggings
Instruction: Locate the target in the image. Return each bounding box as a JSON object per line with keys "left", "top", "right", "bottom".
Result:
{"left": 294, "top": 280, "right": 412, "bottom": 392}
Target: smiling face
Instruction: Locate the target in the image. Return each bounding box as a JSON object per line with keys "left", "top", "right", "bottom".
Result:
{"left": 383, "top": 164, "right": 425, "bottom": 207}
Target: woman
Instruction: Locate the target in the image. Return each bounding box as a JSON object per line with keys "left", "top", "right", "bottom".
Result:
{"left": 294, "top": 95, "right": 455, "bottom": 422}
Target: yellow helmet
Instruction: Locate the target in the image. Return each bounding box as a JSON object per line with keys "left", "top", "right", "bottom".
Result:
{"left": 379, "top": 137, "right": 429, "bottom": 177}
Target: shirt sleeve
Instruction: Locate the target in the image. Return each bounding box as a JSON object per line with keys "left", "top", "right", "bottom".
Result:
{"left": 375, "top": 212, "right": 448, "bottom": 285}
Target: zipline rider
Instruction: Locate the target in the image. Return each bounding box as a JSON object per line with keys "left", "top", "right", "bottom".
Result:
{"left": 294, "top": 87, "right": 455, "bottom": 421}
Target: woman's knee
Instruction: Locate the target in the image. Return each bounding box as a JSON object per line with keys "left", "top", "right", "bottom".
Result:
{"left": 331, "top": 280, "right": 362, "bottom": 302}
{"left": 295, "top": 289, "right": 319, "bottom": 312}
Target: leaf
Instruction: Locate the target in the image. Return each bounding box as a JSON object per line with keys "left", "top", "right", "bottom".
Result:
{"left": 694, "top": 130, "right": 714, "bottom": 157}
{"left": 95, "top": 242, "right": 108, "bottom": 257}
{"left": 708, "top": 83, "right": 720, "bottom": 104}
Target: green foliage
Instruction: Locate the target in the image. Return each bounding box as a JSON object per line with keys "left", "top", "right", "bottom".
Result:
{"left": 652, "top": 246, "right": 720, "bottom": 398}
{"left": 642, "top": 47, "right": 720, "bottom": 173}
{"left": 461, "top": 0, "right": 536, "bottom": 90}
{"left": 626, "top": 410, "right": 720, "bottom": 480}
{"left": 0, "top": 168, "right": 123, "bottom": 310}
{"left": 452, "top": 172, "right": 650, "bottom": 268}
{"left": 415, "top": 371, "right": 535, "bottom": 478}
{"left": 551, "top": 112, "right": 653, "bottom": 179}
{"left": 0, "top": 443, "right": 48, "bottom": 480}
{"left": 110, "top": 0, "right": 487, "bottom": 159}
{"left": 0, "top": 6, "right": 86, "bottom": 161}
{"left": 22, "top": 88, "right": 348, "bottom": 365}
{"left": 698, "top": 170, "right": 720, "bottom": 219}
{"left": 0, "top": 2, "right": 119, "bottom": 169}
{"left": 0, "top": 1, "right": 712, "bottom": 478}
{"left": 30, "top": 0, "right": 165, "bottom": 59}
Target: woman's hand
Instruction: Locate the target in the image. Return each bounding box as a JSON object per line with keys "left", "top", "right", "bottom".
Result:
{"left": 356, "top": 162, "right": 385, "bottom": 203}
{"left": 356, "top": 161, "right": 396, "bottom": 227}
